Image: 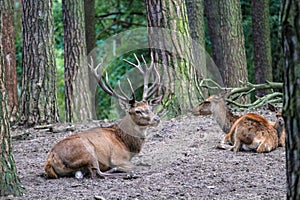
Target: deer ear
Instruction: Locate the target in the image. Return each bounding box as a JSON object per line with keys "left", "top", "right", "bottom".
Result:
{"left": 267, "top": 103, "right": 278, "bottom": 112}
{"left": 149, "top": 95, "right": 163, "bottom": 106}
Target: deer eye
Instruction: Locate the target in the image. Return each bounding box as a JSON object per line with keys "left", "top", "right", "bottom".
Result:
{"left": 135, "top": 110, "right": 142, "bottom": 115}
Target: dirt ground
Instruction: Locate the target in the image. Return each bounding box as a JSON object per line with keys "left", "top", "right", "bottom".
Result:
{"left": 10, "top": 109, "right": 286, "bottom": 200}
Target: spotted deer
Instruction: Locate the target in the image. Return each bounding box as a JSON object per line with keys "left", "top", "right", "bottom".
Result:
{"left": 44, "top": 55, "right": 162, "bottom": 179}
{"left": 218, "top": 111, "right": 285, "bottom": 153}
{"left": 192, "top": 93, "right": 285, "bottom": 150}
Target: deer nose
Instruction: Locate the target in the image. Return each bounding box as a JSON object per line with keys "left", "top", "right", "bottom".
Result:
{"left": 154, "top": 116, "right": 160, "bottom": 123}
{"left": 278, "top": 118, "right": 284, "bottom": 126}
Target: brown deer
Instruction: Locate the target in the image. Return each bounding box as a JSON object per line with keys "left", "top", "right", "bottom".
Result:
{"left": 192, "top": 94, "right": 240, "bottom": 133}
{"left": 192, "top": 94, "right": 285, "bottom": 150}
{"left": 218, "top": 111, "right": 285, "bottom": 153}
{"left": 44, "top": 55, "right": 162, "bottom": 179}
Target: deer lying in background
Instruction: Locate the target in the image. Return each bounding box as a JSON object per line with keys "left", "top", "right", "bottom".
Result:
{"left": 44, "top": 55, "right": 162, "bottom": 179}
{"left": 192, "top": 93, "right": 285, "bottom": 151}
{"left": 218, "top": 111, "right": 285, "bottom": 153}
{"left": 192, "top": 94, "right": 239, "bottom": 133}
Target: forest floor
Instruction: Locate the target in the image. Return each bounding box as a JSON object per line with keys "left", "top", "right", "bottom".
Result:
{"left": 9, "top": 109, "right": 286, "bottom": 200}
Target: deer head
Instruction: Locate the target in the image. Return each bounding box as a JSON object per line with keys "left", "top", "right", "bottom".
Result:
{"left": 89, "top": 54, "right": 162, "bottom": 130}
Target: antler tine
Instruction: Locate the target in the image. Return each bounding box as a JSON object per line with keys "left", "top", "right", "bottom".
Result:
{"left": 123, "top": 54, "right": 144, "bottom": 75}
{"left": 145, "top": 63, "right": 161, "bottom": 99}
{"left": 142, "top": 54, "right": 161, "bottom": 100}
{"left": 117, "top": 78, "right": 136, "bottom": 103}
{"left": 88, "top": 56, "right": 129, "bottom": 103}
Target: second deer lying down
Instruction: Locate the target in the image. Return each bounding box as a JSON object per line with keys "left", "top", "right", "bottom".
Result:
{"left": 44, "top": 55, "right": 162, "bottom": 178}
{"left": 192, "top": 94, "right": 285, "bottom": 152}
{"left": 218, "top": 112, "right": 285, "bottom": 153}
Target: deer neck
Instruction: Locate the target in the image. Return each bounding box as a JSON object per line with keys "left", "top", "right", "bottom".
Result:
{"left": 115, "top": 115, "right": 147, "bottom": 154}
{"left": 273, "top": 121, "right": 284, "bottom": 137}
{"left": 211, "top": 99, "right": 237, "bottom": 133}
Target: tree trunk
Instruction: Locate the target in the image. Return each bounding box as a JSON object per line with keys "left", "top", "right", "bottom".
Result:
{"left": 282, "top": 0, "right": 300, "bottom": 199}
{"left": 252, "top": 0, "right": 272, "bottom": 96}
{"left": 63, "top": 0, "right": 93, "bottom": 122}
{"left": 0, "top": 3, "right": 24, "bottom": 195}
{"left": 84, "top": 0, "right": 95, "bottom": 55}
{"left": 2, "top": 0, "right": 18, "bottom": 123}
{"left": 185, "top": 0, "right": 207, "bottom": 94}
{"left": 185, "top": 0, "right": 205, "bottom": 47}
{"left": 205, "top": 0, "right": 248, "bottom": 89}
{"left": 145, "top": 0, "right": 203, "bottom": 117}
{"left": 20, "top": 0, "right": 60, "bottom": 127}
{"left": 84, "top": 0, "right": 97, "bottom": 119}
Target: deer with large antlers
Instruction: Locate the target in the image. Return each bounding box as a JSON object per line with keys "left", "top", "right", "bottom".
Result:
{"left": 44, "top": 55, "right": 162, "bottom": 179}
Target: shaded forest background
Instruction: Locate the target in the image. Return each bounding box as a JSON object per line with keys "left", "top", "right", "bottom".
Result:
{"left": 12, "top": 0, "right": 283, "bottom": 121}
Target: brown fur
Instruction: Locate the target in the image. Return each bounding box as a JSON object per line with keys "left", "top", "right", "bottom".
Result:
{"left": 220, "top": 112, "right": 285, "bottom": 153}
{"left": 192, "top": 95, "right": 240, "bottom": 133}
{"left": 193, "top": 94, "right": 286, "bottom": 151}
{"left": 44, "top": 101, "right": 160, "bottom": 178}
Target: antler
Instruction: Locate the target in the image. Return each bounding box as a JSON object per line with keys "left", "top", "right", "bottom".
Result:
{"left": 123, "top": 54, "right": 160, "bottom": 101}
{"left": 88, "top": 57, "right": 136, "bottom": 104}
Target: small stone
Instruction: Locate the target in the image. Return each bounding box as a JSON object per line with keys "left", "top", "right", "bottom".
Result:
{"left": 75, "top": 171, "right": 83, "bottom": 179}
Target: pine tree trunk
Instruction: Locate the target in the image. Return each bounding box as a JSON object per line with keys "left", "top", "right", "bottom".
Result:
{"left": 20, "top": 0, "right": 59, "bottom": 126}
{"left": 185, "top": 0, "right": 207, "bottom": 95}
{"left": 146, "top": 0, "right": 203, "bottom": 117}
{"left": 282, "top": 0, "right": 300, "bottom": 199}
{"left": 63, "top": 0, "right": 93, "bottom": 122}
{"left": 185, "top": 0, "right": 205, "bottom": 46}
{"left": 2, "top": 0, "right": 18, "bottom": 123}
{"left": 205, "top": 0, "right": 248, "bottom": 89}
{"left": 252, "top": 0, "right": 272, "bottom": 96}
{"left": 84, "top": 0, "right": 96, "bottom": 119}
{"left": 0, "top": 3, "right": 24, "bottom": 195}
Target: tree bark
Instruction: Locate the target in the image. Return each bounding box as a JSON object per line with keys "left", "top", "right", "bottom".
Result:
{"left": 84, "top": 0, "right": 95, "bottom": 55}
{"left": 252, "top": 0, "right": 273, "bottom": 96}
{"left": 84, "top": 0, "right": 97, "bottom": 119}
{"left": 63, "top": 0, "right": 93, "bottom": 122}
{"left": 20, "top": 0, "right": 60, "bottom": 127}
{"left": 2, "top": 0, "right": 18, "bottom": 123}
{"left": 281, "top": 0, "right": 300, "bottom": 199}
{"left": 0, "top": 2, "right": 24, "bottom": 195}
{"left": 145, "top": 0, "right": 203, "bottom": 117}
{"left": 205, "top": 0, "right": 248, "bottom": 89}
{"left": 185, "top": 0, "right": 206, "bottom": 92}
{"left": 185, "top": 0, "right": 205, "bottom": 47}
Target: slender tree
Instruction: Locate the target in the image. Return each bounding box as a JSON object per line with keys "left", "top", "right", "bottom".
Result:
{"left": 2, "top": 0, "right": 18, "bottom": 123}
{"left": 0, "top": 1, "right": 24, "bottom": 195}
{"left": 252, "top": 0, "right": 272, "bottom": 96}
{"left": 63, "top": 0, "right": 93, "bottom": 122}
{"left": 185, "top": 0, "right": 206, "bottom": 88}
{"left": 281, "top": 0, "right": 300, "bottom": 199}
{"left": 84, "top": 0, "right": 97, "bottom": 119}
{"left": 185, "top": 0, "right": 205, "bottom": 48}
{"left": 205, "top": 0, "right": 248, "bottom": 90}
{"left": 20, "top": 0, "right": 59, "bottom": 126}
{"left": 84, "top": 0, "right": 95, "bottom": 55}
{"left": 145, "top": 0, "right": 203, "bottom": 117}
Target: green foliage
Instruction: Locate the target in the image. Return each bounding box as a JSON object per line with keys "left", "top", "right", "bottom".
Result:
{"left": 13, "top": 0, "right": 283, "bottom": 121}
{"left": 55, "top": 49, "right": 65, "bottom": 121}
{"left": 53, "top": 0, "right": 65, "bottom": 121}
{"left": 269, "top": 0, "right": 283, "bottom": 82}
{"left": 93, "top": 0, "right": 148, "bottom": 119}
{"left": 95, "top": 0, "right": 146, "bottom": 40}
